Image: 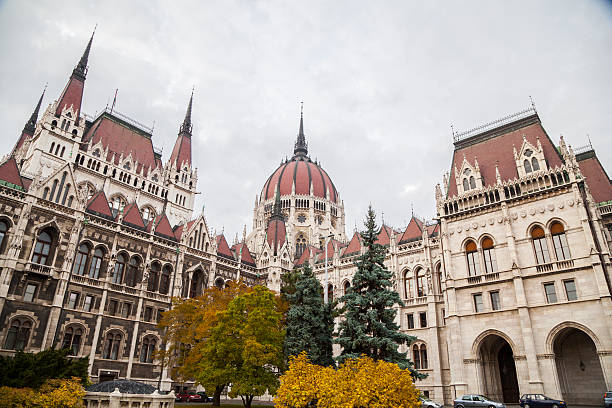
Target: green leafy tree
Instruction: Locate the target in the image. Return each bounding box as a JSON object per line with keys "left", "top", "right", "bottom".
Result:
{"left": 196, "top": 285, "right": 284, "bottom": 408}
{"left": 284, "top": 264, "right": 335, "bottom": 367}
{"left": 335, "top": 205, "right": 421, "bottom": 376}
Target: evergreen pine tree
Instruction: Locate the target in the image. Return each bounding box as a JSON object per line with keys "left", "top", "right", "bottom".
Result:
{"left": 284, "top": 264, "right": 335, "bottom": 367}
{"left": 336, "top": 205, "right": 420, "bottom": 374}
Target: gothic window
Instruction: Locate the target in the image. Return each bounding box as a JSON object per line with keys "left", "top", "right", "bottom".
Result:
{"left": 102, "top": 331, "right": 122, "bottom": 360}
{"left": 327, "top": 284, "right": 334, "bottom": 302}
{"left": 482, "top": 237, "right": 497, "bottom": 274}
{"left": 436, "top": 263, "right": 442, "bottom": 294}
{"left": 0, "top": 220, "right": 8, "bottom": 253}
{"left": 125, "top": 257, "right": 140, "bottom": 287}
{"left": 404, "top": 271, "right": 413, "bottom": 299}
{"left": 465, "top": 240, "right": 480, "bottom": 276}
{"left": 148, "top": 263, "right": 160, "bottom": 292}
{"left": 110, "top": 196, "right": 126, "bottom": 217}
{"left": 416, "top": 268, "right": 426, "bottom": 297}
{"left": 531, "top": 226, "right": 551, "bottom": 264}
{"left": 190, "top": 270, "right": 205, "bottom": 298}
{"left": 214, "top": 277, "right": 225, "bottom": 289}
{"left": 139, "top": 336, "right": 157, "bottom": 363}
{"left": 49, "top": 142, "right": 55, "bottom": 153}
{"left": 295, "top": 233, "right": 307, "bottom": 259}
{"left": 89, "top": 248, "right": 104, "bottom": 279}
{"left": 123, "top": 162, "right": 131, "bottom": 170}
{"left": 61, "top": 326, "right": 83, "bottom": 356}
{"left": 32, "top": 230, "right": 53, "bottom": 265}
{"left": 113, "top": 254, "right": 126, "bottom": 284}
{"left": 469, "top": 176, "right": 476, "bottom": 189}
{"left": 159, "top": 265, "right": 171, "bottom": 295}
{"left": 531, "top": 157, "right": 540, "bottom": 171}
{"left": 551, "top": 222, "right": 571, "bottom": 261}
{"left": 72, "top": 243, "right": 90, "bottom": 275}
{"left": 152, "top": 174, "right": 159, "bottom": 182}
{"left": 420, "top": 345, "right": 428, "bottom": 369}
{"left": 4, "top": 318, "right": 32, "bottom": 351}
{"left": 343, "top": 280, "right": 351, "bottom": 295}
{"left": 524, "top": 159, "right": 532, "bottom": 174}
{"left": 141, "top": 207, "right": 155, "bottom": 226}
{"left": 462, "top": 178, "right": 469, "bottom": 192}
{"left": 413, "top": 344, "right": 421, "bottom": 369}
{"left": 23, "top": 283, "right": 37, "bottom": 302}
{"left": 93, "top": 149, "right": 101, "bottom": 158}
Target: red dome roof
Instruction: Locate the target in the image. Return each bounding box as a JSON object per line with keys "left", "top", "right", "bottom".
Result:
{"left": 261, "top": 157, "right": 339, "bottom": 203}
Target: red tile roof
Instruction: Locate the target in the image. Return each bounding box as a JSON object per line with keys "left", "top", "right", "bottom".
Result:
{"left": 427, "top": 223, "right": 440, "bottom": 237}
{"left": 151, "top": 213, "right": 176, "bottom": 240}
{"left": 233, "top": 243, "right": 256, "bottom": 266}
{"left": 343, "top": 232, "right": 362, "bottom": 256}
{"left": 55, "top": 76, "right": 84, "bottom": 118}
{"left": 375, "top": 225, "right": 394, "bottom": 246}
{"left": 0, "top": 157, "right": 26, "bottom": 190}
{"left": 169, "top": 133, "right": 191, "bottom": 169}
{"left": 216, "top": 235, "right": 234, "bottom": 260}
{"left": 577, "top": 152, "right": 612, "bottom": 203}
{"left": 448, "top": 116, "right": 563, "bottom": 197}
{"left": 85, "top": 190, "right": 113, "bottom": 219}
{"left": 295, "top": 245, "right": 321, "bottom": 266}
{"left": 83, "top": 113, "right": 160, "bottom": 175}
{"left": 266, "top": 219, "right": 286, "bottom": 255}
{"left": 122, "top": 202, "right": 146, "bottom": 230}
{"left": 398, "top": 217, "right": 424, "bottom": 244}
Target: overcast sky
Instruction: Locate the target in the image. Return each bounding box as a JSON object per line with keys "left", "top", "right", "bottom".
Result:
{"left": 1, "top": 0, "right": 610, "bottom": 240}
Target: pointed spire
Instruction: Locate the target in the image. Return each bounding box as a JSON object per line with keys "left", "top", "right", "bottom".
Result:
{"left": 293, "top": 102, "right": 308, "bottom": 158}
{"left": 179, "top": 88, "right": 194, "bottom": 135}
{"left": 24, "top": 85, "right": 46, "bottom": 134}
{"left": 73, "top": 26, "right": 95, "bottom": 81}
{"left": 270, "top": 188, "right": 283, "bottom": 221}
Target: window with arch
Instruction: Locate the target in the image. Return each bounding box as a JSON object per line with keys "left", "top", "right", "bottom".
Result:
{"left": 531, "top": 226, "right": 551, "bottom": 264}
{"left": 113, "top": 254, "right": 126, "bottom": 284}
{"left": 4, "top": 318, "right": 32, "bottom": 350}
{"left": 72, "top": 243, "right": 90, "bottom": 275}
{"left": 295, "top": 234, "right": 307, "bottom": 259}
{"left": 435, "top": 263, "right": 442, "bottom": 294}
{"left": 469, "top": 176, "right": 476, "bottom": 189}
{"left": 343, "top": 280, "right": 351, "bottom": 296}
{"left": 32, "top": 229, "right": 53, "bottom": 265}
{"left": 89, "top": 248, "right": 104, "bottom": 279}
{"left": 110, "top": 196, "right": 126, "bottom": 217}
{"left": 413, "top": 344, "right": 428, "bottom": 369}
{"left": 482, "top": 237, "right": 498, "bottom": 274}
{"left": 0, "top": 220, "right": 8, "bottom": 253}
{"left": 148, "top": 263, "right": 160, "bottom": 292}
{"left": 159, "top": 265, "right": 171, "bottom": 295}
{"left": 61, "top": 326, "right": 83, "bottom": 355}
{"left": 125, "top": 257, "right": 140, "bottom": 287}
{"left": 327, "top": 284, "right": 334, "bottom": 302}
{"left": 524, "top": 159, "right": 533, "bottom": 174}
{"left": 551, "top": 222, "right": 571, "bottom": 261}
{"left": 139, "top": 336, "right": 157, "bottom": 363}
{"left": 102, "top": 331, "right": 122, "bottom": 360}
{"left": 465, "top": 240, "right": 480, "bottom": 276}
{"left": 462, "top": 178, "right": 469, "bottom": 191}
{"left": 404, "top": 270, "right": 414, "bottom": 298}
{"left": 214, "top": 277, "right": 225, "bottom": 289}
{"left": 531, "top": 157, "right": 540, "bottom": 171}
{"left": 416, "top": 268, "right": 426, "bottom": 297}
{"left": 190, "top": 270, "right": 205, "bottom": 298}
{"left": 141, "top": 207, "right": 155, "bottom": 226}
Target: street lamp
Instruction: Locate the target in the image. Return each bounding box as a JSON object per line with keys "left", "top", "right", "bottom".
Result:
{"left": 323, "top": 233, "right": 334, "bottom": 304}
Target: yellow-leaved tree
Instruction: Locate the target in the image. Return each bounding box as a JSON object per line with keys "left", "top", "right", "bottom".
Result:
{"left": 275, "top": 353, "right": 421, "bottom": 408}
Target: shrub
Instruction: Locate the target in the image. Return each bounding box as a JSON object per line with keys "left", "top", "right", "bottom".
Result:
{"left": 0, "top": 378, "right": 85, "bottom": 408}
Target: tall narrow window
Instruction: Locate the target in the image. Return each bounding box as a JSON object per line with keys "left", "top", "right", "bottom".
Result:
{"left": 416, "top": 269, "right": 426, "bottom": 297}
{"left": 4, "top": 319, "right": 31, "bottom": 350}
{"left": 413, "top": 345, "right": 421, "bottom": 369}
{"left": 32, "top": 230, "right": 52, "bottom": 265}
{"left": 0, "top": 220, "right": 7, "bottom": 252}
{"left": 490, "top": 291, "right": 501, "bottom": 311}
{"left": 531, "top": 157, "right": 540, "bottom": 171}
{"left": 72, "top": 244, "right": 90, "bottom": 275}
{"left": 113, "top": 254, "right": 126, "bottom": 284}
{"left": 469, "top": 176, "right": 476, "bottom": 189}
{"left": 407, "top": 313, "right": 414, "bottom": 329}
{"left": 295, "top": 234, "right": 307, "bottom": 259}
{"left": 125, "top": 257, "right": 140, "bottom": 287}
{"left": 140, "top": 337, "right": 156, "bottom": 363}
{"left": 482, "top": 237, "right": 497, "bottom": 273}
{"left": 89, "top": 248, "right": 103, "bottom": 279}
{"left": 524, "top": 159, "right": 532, "bottom": 173}
{"left": 404, "top": 272, "right": 413, "bottom": 299}
{"left": 121, "top": 303, "right": 131, "bottom": 318}
{"left": 148, "top": 263, "right": 160, "bottom": 292}
{"left": 62, "top": 326, "right": 83, "bottom": 355}
{"left": 532, "top": 226, "right": 551, "bottom": 264}
{"left": 564, "top": 279, "right": 577, "bottom": 301}
{"left": 463, "top": 178, "right": 469, "bottom": 191}
{"left": 544, "top": 283, "right": 557, "bottom": 303}
{"left": 159, "top": 266, "right": 171, "bottom": 295}
{"left": 68, "top": 292, "right": 79, "bottom": 309}
{"left": 23, "top": 284, "right": 37, "bottom": 302}
{"left": 420, "top": 345, "right": 428, "bottom": 369}
{"left": 551, "top": 222, "right": 571, "bottom": 261}
{"left": 466, "top": 240, "right": 480, "bottom": 276}
{"left": 83, "top": 295, "right": 94, "bottom": 312}
{"left": 327, "top": 284, "right": 334, "bottom": 303}
{"left": 343, "top": 280, "right": 351, "bottom": 295}
{"left": 419, "top": 312, "right": 427, "bottom": 328}
{"left": 473, "top": 293, "right": 484, "bottom": 312}
{"left": 103, "top": 332, "right": 122, "bottom": 360}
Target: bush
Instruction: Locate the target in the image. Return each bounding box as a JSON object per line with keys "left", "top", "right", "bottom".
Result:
{"left": 274, "top": 353, "right": 421, "bottom": 408}
{"left": 0, "top": 377, "right": 85, "bottom": 408}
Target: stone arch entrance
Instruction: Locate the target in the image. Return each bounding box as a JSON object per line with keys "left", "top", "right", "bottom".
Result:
{"left": 552, "top": 327, "right": 606, "bottom": 405}
{"left": 478, "top": 334, "right": 520, "bottom": 403}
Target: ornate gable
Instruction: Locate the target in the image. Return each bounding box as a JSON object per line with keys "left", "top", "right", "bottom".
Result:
{"left": 514, "top": 135, "right": 547, "bottom": 177}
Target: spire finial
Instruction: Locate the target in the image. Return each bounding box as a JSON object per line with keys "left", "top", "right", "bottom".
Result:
{"left": 180, "top": 89, "right": 194, "bottom": 135}
{"left": 24, "top": 84, "right": 47, "bottom": 133}
{"left": 293, "top": 101, "right": 308, "bottom": 158}
{"left": 73, "top": 26, "right": 96, "bottom": 80}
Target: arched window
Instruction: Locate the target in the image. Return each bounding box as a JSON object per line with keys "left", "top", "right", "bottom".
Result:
{"left": 125, "top": 257, "right": 140, "bottom": 287}
{"left": 159, "top": 265, "right": 171, "bottom": 295}
{"left": 110, "top": 196, "right": 126, "bottom": 217}
{"left": 482, "top": 237, "right": 497, "bottom": 274}
{"left": 140, "top": 336, "right": 157, "bottom": 363}
{"left": 420, "top": 344, "right": 428, "bottom": 369}
{"left": 141, "top": 207, "right": 155, "bottom": 226}
{"left": 469, "top": 176, "right": 476, "bottom": 189}
{"left": 404, "top": 270, "right": 413, "bottom": 298}
{"left": 295, "top": 234, "right": 307, "bottom": 259}
{"left": 524, "top": 159, "right": 532, "bottom": 174}
{"left": 89, "top": 248, "right": 104, "bottom": 279}
{"left": 462, "top": 178, "right": 469, "bottom": 191}
{"left": 551, "top": 222, "right": 571, "bottom": 261}
{"left": 42, "top": 187, "right": 49, "bottom": 200}
{"left": 102, "top": 331, "right": 122, "bottom": 360}
{"left": 0, "top": 220, "right": 8, "bottom": 252}
{"left": 327, "top": 284, "right": 334, "bottom": 302}
{"left": 49, "top": 142, "right": 55, "bottom": 153}
{"left": 32, "top": 230, "right": 53, "bottom": 265}
{"left": 214, "top": 277, "right": 225, "bottom": 289}
{"left": 531, "top": 157, "right": 540, "bottom": 171}
{"left": 413, "top": 344, "right": 421, "bottom": 369}
{"left": 343, "top": 280, "right": 351, "bottom": 296}
{"left": 72, "top": 244, "right": 90, "bottom": 275}
{"left": 113, "top": 254, "right": 126, "bottom": 284}
{"left": 416, "top": 268, "right": 426, "bottom": 297}
{"left": 148, "top": 263, "right": 160, "bottom": 292}
{"left": 531, "top": 226, "right": 551, "bottom": 264}
{"left": 190, "top": 270, "right": 205, "bottom": 298}
{"left": 4, "top": 318, "right": 32, "bottom": 351}
{"left": 465, "top": 240, "right": 480, "bottom": 276}
{"left": 61, "top": 326, "right": 83, "bottom": 355}
{"left": 436, "top": 263, "right": 442, "bottom": 294}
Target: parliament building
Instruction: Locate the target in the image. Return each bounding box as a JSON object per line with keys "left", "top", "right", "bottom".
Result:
{"left": 0, "top": 34, "right": 610, "bottom": 405}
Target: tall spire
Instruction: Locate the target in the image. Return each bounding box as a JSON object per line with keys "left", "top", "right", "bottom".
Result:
{"left": 73, "top": 26, "right": 95, "bottom": 81}
{"left": 271, "top": 188, "right": 283, "bottom": 220}
{"left": 24, "top": 85, "right": 46, "bottom": 134}
{"left": 179, "top": 88, "right": 193, "bottom": 135}
{"left": 293, "top": 102, "right": 308, "bottom": 158}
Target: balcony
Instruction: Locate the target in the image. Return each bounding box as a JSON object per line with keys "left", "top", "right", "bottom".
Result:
{"left": 26, "top": 262, "right": 54, "bottom": 277}
{"left": 71, "top": 274, "right": 104, "bottom": 287}
{"left": 535, "top": 259, "right": 574, "bottom": 273}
